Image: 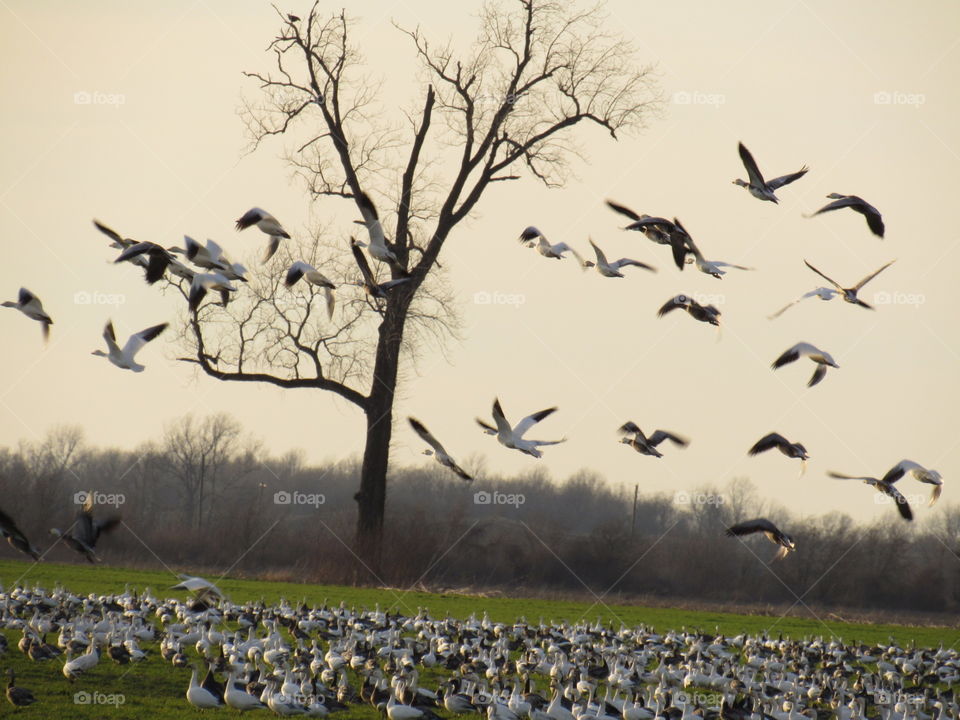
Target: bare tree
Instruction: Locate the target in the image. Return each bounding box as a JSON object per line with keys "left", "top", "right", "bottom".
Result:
{"left": 175, "top": 0, "right": 661, "bottom": 567}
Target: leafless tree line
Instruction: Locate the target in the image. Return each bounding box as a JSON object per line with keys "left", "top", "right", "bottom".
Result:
{"left": 1, "top": 419, "right": 957, "bottom": 617}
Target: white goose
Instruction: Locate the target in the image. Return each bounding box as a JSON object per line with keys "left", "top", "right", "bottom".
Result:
{"left": 173, "top": 236, "right": 248, "bottom": 281}
{"left": 91, "top": 320, "right": 168, "bottom": 372}
{"left": 771, "top": 342, "right": 838, "bottom": 387}
{"left": 518, "top": 227, "right": 585, "bottom": 266}
{"left": 585, "top": 239, "right": 655, "bottom": 277}
{"left": 881, "top": 460, "right": 943, "bottom": 506}
{"left": 187, "top": 666, "right": 223, "bottom": 709}
{"left": 224, "top": 671, "right": 266, "bottom": 710}
{"left": 476, "top": 398, "right": 565, "bottom": 458}
{"left": 63, "top": 644, "right": 100, "bottom": 679}
{"left": 235, "top": 207, "right": 290, "bottom": 261}
{"left": 2, "top": 288, "right": 52, "bottom": 340}
{"left": 189, "top": 272, "right": 237, "bottom": 311}
{"left": 768, "top": 287, "right": 839, "bottom": 319}
{"left": 408, "top": 417, "right": 473, "bottom": 481}
{"left": 285, "top": 261, "right": 336, "bottom": 320}
{"left": 171, "top": 574, "right": 224, "bottom": 602}
{"left": 355, "top": 191, "right": 408, "bottom": 276}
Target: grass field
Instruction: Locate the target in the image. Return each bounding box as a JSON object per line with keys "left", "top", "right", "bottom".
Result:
{"left": 0, "top": 558, "right": 957, "bottom": 719}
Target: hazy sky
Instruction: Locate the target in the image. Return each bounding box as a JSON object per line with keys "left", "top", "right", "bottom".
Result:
{"left": 1, "top": 0, "right": 958, "bottom": 524}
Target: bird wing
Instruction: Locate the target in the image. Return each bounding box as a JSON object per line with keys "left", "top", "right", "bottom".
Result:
{"left": 92, "top": 516, "right": 122, "bottom": 543}
{"left": 263, "top": 236, "right": 282, "bottom": 262}
{"left": 827, "top": 471, "right": 877, "bottom": 482}
{"left": 350, "top": 239, "right": 377, "bottom": 287}
{"left": 588, "top": 239, "right": 608, "bottom": 267}
{"left": 853, "top": 259, "right": 895, "bottom": 291}
{"left": 285, "top": 262, "right": 307, "bottom": 287}
{"left": 17, "top": 288, "right": 38, "bottom": 307}
{"left": 737, "top": 143, "right": 766, "bottom": 187}
{"left": 617, "top": 421, "right": 644, "bottom": 438}
{"left": 612, "top": 258, "right": 656, "bottom": 272}
{"left": 491, "top": 399, "right": 513, "bottom": 436}
{"left": 624, "top": 217, "right": 675, "bottom": 232}
{"left": 809, "top": 195, "right": 857, "bottom": 217}
{"left": 93, "top": 219, "right": 125, "bottom": 244}
{"left": 323, "top": 286, "right": 336, "bottom": 320}
{"left": 123, "top": 323, "right": 168, "bottom": 360}
{"left": 408, "top": 417, "right": 447, "bottom": 456}
{"left": 803, "top": 260, "right": 843, "bottom": 291}
{"left": 880, "top": 460, "right": 909, "bottom": 485}
{"left": 766, "top": 166, "right": 808, "bottom": 190}
{"left": 475, "top": 418, "right": 497, "bottom": 434}
{"left": 864, "top": 207, "right": 885, "bottom": 237}
{"left": 648, "top": 430, "right": 688, "bottom": 448}
{"left": 73, "top": 508, "right": 96, "bottom": 547}
{"left": 726, "top": 518, "right": 779, "bottom": 537}
{"left": 657, "top": 296, "right": 687, "bottom": 317}
{"left": 772, "top": 343, "right": 812, "bottom": 369}
{"left": 235, "top": 207, "right": 266, "bottom": 231}
{"left": 519, "top": 226, "right": 543, "bottom": 242}
{"left": 114, "top": 241, "right": 154, "bottom": 264}
{"left": 356, "top": 192, "right": 388, "bottom": 252}
{"left": 748, "top": 433, "right": 788, "bottom": 455}
{"left": 605, "top": 200, "right": 642, "bottom": 222}
{"left": 552, "top": 243, "right": 586, "bottom": 267}
{"left": 880, "top": 483, "right": 913, "bottom": 521}
{"left": 102, "top": 321, "right": 122, "bottom": 355}
{"left": 808, "top": 364, "right": 828, "bottom": 387}
{"left": 513, "top": 407, "right": 558, "bottom": 439}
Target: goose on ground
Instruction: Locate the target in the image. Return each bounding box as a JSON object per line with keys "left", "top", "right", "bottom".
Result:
{"left": 225, "top": 671, "right": 266, "bottom": 710}
{"left": 806, "top": 193, "right": 884, "bottom": 238}
{"left": 187, "top": 666, "right": 223, "bottom": 709}
{"left": 49, "top": 492, "right": 121, "bottom": 563}
{"left": 733, "top": 142, "right": 808, "bottom": 203}
{"left": 63, "top": 644, "right": 100, "bottom": 680}
{"left": 2, "top": 288, "right": 52, "bottom": 340}
{"left": 828, "top": 471, "right": 913, "bottom": 521}
{"left": 726, "top": 518, "right": 796, "bottom": 560}
{"left": 748, "top": 433, "right": 809, "bottom": 475}
{"left": 657, "top": 294, "right": 720, "bottom": 326}
{"left": 115, "top": 241, "right": 176, "bottom": 284}
{"left": 801, "top": 259, "right": 895, "bottom": 310}
{"left": 285, "top": 261, "right": 336, "bottom": 320}
{"left": 771, "top": 342, "right": 838, "bottom": 387}
{"left": 618, "top": 422, "right": 688, "bottom": 458}
{"left": 189, "top": 272, "right": 237, "bottom": 311}
{"left": 881, "top": 460, "right": 943, "bottom": 506}
{"left": 354, "top": 191, "right": 408, "bottom": 276}
{"left": 584, "top": 239, "right": 655, "bottom": 277}
{"left": 408, "top": 417, "right": 472, "bottom": 482}
{"left": 350, "top": 239, "right": 413, "bottom": 300}
{"left": 518, "top": 227, "right": 585, "bottom": 266}
{"left": 0, "top": 507, "right": 41, "bottom": 561}
{"left": 768, "top": 287, "right": 839, "bottom": 319}
{"left": 5, "top": 669, "right": 36, "bottom": 707}
{"left": 475, "top": 399, "right": 564, "bottom": 458}
{"left": 91, "top": 320, "right": 167, "bottom": 372}
{"left": 235, "top": 207, "right": 290, "bottom": 261}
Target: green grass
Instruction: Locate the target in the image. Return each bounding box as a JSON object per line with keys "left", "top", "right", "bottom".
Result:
{"left": 0, "top": 558, "right": 957, "bottom": 719}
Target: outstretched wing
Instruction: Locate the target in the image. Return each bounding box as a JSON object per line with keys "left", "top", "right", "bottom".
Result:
{"left": 408, "top": 417, "right": 446, "bottom": 456}
{"left": 748, "top": 433, "right": 788, "bottom": 456}
{"left": 853, "top": 259, "right": 895, "bottom": 291}
{"left": 123, "top": 323, "right": 168, "bottom": 361}
{"left": 648, "top": 430, "right": 688, "bottom": 448}
{"left": 766, "top": 165, "right": 808, "bottom": 190}
{"left": 737, "top": 142, "right": 766, "bottom": 187}
{"left": 803, "top": 260, "right": 842, "bottom": 291}
{"left": 513, "top": 407, "right": 558, "bottom": 439}
{"left": 605, "top": 200, "right": 642, "bottom": 222}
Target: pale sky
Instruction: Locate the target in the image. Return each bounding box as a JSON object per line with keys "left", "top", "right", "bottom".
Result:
{"left": 1, "top": 0, "right": 958, "bottom": 524}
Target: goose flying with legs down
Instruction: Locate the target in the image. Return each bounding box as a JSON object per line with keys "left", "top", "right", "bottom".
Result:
{"left": 801, "top": 259, "right": 895, "bottom": 310}
{"left": 235, "top": 207, "right": 290, "bottom": 262}
{"left": 806, "top": 193, "right": 885, "bottom": 238}
{"left": 828, "top": 471, "right": 913, "bottom": 521}
{"left": 771, "top": 342, "right": 838, "bottom": 387}
{"left": 518, "top": 227, "right": 585, "bottom": 266}
{"left": 350, "top": 239, "right": 413, "bottom": 300}
{"left": 91, "top": 321, "right": 167, "bottom": 373}
{"left": 657, "top": 294, "right": 721, "bottom": 326}
{"left": 584, "top": 239, "right": 655, "bottom": 276}
{"left": 726, "top": 518, "right": 796, "bottom": 560}
{"left": 618, "top": 422, "right": 688, "bottom": 458}
{"left": 881, "top": 460, "right": 943, "bottom": 506}
{"left": 354, "top": 191, "right": 409, "bottom": 276}
{"left": 733, "top": 142, "right": 808, "bottom": 203}
{"left": 285, "top": 261, "right": 337, "bottom": 320}
{"left": 476, "top": 399, "right": 565, "bottom": 458}
{"left": 49, "top": 492, "right": 121, "bottom": 563}
{"left": 2, "top": 288, "right": 52, "bottom": 341}
{"left": 748, "top": 433, "right": 809, "bottom": 476}
{"left": 408, "top": 418, "right": 473, "bottom": 482}
{"left": 0, "top": 507, "right": 41, "bottom": 561}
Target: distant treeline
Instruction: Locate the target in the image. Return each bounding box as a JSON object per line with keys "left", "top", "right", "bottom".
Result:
{"left": 1, "top": 416, "right": 958, "bottom": 617}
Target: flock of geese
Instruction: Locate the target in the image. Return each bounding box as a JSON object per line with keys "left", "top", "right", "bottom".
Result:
{"left": 0, "top": 582, "right": 957, "bottom": 718}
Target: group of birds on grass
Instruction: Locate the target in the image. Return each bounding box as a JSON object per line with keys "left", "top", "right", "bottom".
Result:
{"left": 1, "top": 583, "right": 958, "bottom": 718}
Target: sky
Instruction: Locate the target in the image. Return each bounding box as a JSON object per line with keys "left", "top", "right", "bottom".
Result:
{"left": 1, "top": 0, "right": 958, "bottom": 525}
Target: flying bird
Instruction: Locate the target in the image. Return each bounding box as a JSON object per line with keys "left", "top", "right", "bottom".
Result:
{"left": 408, "top": 417, "right": 473, "bottom": 482}
{"left": 0, "top": 506, "right": 41, "bottom": 561}
{"left": 91, "top": 320, "right": 168, "bottom": 372}
{"left": 235, "top": 207, "right": 290, "bottom": 261}
{"left": 881, "top": 460, "right": 943, "bottom": 506}
{"left": 476, "top": 399, "right": 564, "bottom": 458}
{"left": 170, "top": 237, "right": 247, "bottom": 281}
{"left": 768, "top": 287, "right": 840, "bottom": 319}
{"left": 806, "top": 193, "right": 885, "bottom": 238}
{"left": 189, "top": 273, "right": 237, "bottom": 312}
{"left": 285, "top": 261, "right": 336, "bottom": 320}
{"left": 584, "top": 239, "right": 655, "bottom": 277}
{"left": 771, "top": 342, "right": 838, "bottom": 387}
{"left": 518, "top": 227, "right": 585, "bottom": 266}
{"left": 354, "top": 192, "right": 409, "bottom": 277}
{"left": 350, "top": 239, "right": 413, "bottom": 300}
{"left": 726, "top": 518, "right": 796, "bottom": 560}
{"left": 114, "top": 242, "right": 176, "bottom": 284}
{"left": 2, "top": 288, "right": 52, "bottom": 341}
{"left": 828, "top": 471, "right": 913, "bottom": 521}
{"left": 733, "top": 142, "right": 808, "bottom": 203}
{"left": 748, "top": 433, "right": 809, "bottom": 475}
{"left": 49, "top": 493, "right": 121, "bottom": 563}
{"left": 171, "top": 574, "right": 224, "bottom": 602}
{"left": 618, "top": 214, "right": 692, "bottom": 270}
{"left": 93, "top": 219, "right": 138, "bottom": 251}
{"left": 801, "top": 259, "right": 895, "bottom": 310}
{"left": 605, "top": 201, "right": 673, "bottom": 246}
{"left": 657, "top": 294, "right": 721, "bottom": 326}
{"left": 618, "top": 422, "right": 688, "bottom": 458}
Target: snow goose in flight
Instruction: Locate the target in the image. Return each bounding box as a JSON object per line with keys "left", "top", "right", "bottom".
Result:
{"left": 408, "top": 417, "right": 472, "bottom": 482}
{"left": 171, "top": 574, "right": 224, "bottom": 602}
{"left": 806, "top": 193, "right": 885, "bottom": 238}
{"left": 114, "top": 242, "right": 176, "bottom": 284}
{"left": 0, "top": 506, "right": 42, "bottom": 561}
{"left": 354, "top": 191, "right": 409, "bottom": 276}
{"left": 881, "top": 460, "right": 943, "bottom": 506}
{"left": 235, "top": 207, "right": 290, "bottom": 261}
{"left": 682, "top": 236, "right": 753, "bottom": 278}
{"left": 802, "top": 259, "right": 895, "bottom": 310}
{"left": 657, "top": 294, "right": 720, "bottom": 326}
{"left": 771, "top": 342, "right": 838, "bottom": 387}
{"left": 189, "top": 272, "right": 237, "bottom": 311}
{"left": 726, "top": 518, "right": 796, "bottom": 560}
{"left": 748, "top": 433, "right": 809, "bottom": 476}
{"left": 584, "top": 239, "right": 655, "bottom": 277}
{"left": 350, "top": 238, "right": 413, "bottom": 300}
{"left": 518, "top": 227, "right": 585, "bottom": 266}
{"left": 285, "top": 261, "right": 336, "bottom": 320}
{"left": 733, "top": 142, "right": 808, "bottom": 203}
{"left": 827, "top": 471, "right": 912, "bottom": 521}
{"left": 475, "top": 399, "right": 565, "bottom": 458}
{"left": 618, "top": 422, "right": 688, "bottom": 458}
{"left": 91, "top": 320, "right": 168, "bottom": 372}
{"left": 93, "top": 219, "right": 139, "bottom": 252}
{"left": 768, "top": 287, "right": 839, "bottom": 319}
{"left": 606, "top": 200, "right": 673, "bottom": 246}
{"left": 617, "top": 214, "right": 691, "bottom": 270}
{"left": 2, "top": 288, "right": 52, "bottom": 341}
{"left": 49, "top": 492, "right": 121, "bottom": 563}
{"left": 171, "top": 237, "right": 247, "bottom": 281}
